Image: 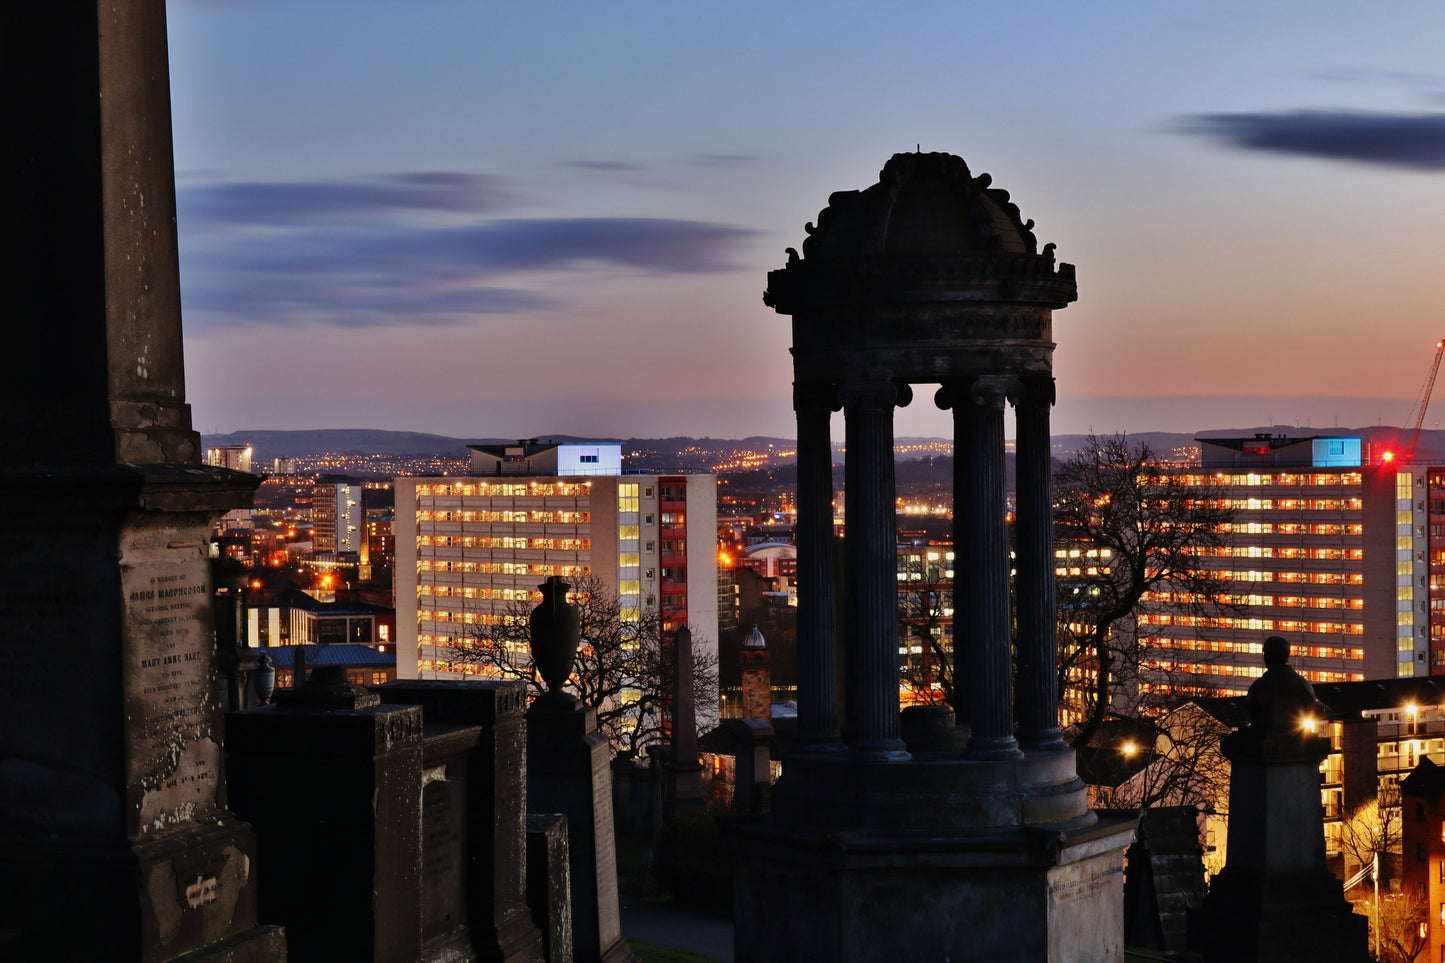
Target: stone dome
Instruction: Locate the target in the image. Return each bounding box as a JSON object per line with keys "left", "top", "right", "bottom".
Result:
{"left": 799, "top": 152, "right": 1041, "bottom": 260}
{"left": 764, "top": 151, "right": 1075, "bottom": 327}
{"left": 744, "top": 624, "right": 766, "bottom": 649}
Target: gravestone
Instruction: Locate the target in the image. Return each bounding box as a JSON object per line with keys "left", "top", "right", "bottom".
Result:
{"left": 0, "top": 1, "right": 281, "bottom": 958}
{"left": 527, "top": 814, "right": 574, "bottom": 963}
{"left": 226, "top": 667, "right": 424, "bottom": 962}
{"left": 659, "top": 626, "right": 705, "bottom": 822}
{"left": 1122, "top": 806, "right": 1206, "bottom": 954}
{"left": 723, "top": 718, "right": 774, "bottom": 814}
{"left": 377, "top": 679, "right": 547, "bottom": 963}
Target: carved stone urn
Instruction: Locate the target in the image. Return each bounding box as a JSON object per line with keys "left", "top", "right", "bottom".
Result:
{"left": 529, "top": 575, "right": 581, "bottom": 698}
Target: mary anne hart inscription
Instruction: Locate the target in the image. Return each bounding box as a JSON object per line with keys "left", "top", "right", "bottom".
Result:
{"left": 123, "top": 559, "right": 222, "bottom": 834}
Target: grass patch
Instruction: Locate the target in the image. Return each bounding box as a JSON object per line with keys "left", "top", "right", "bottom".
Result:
{"left": 626, "top": 939, "right": 723, "bottom": 963}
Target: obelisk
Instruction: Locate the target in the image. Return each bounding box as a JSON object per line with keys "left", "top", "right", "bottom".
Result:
{"left": 0, "top": 2, "right": 280, "bottom": 958}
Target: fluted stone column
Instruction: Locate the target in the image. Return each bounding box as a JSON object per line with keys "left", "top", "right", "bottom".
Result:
{"left": 792, "top": 380, "right": 843, "bottom": 753}
{"left": 842, "top": 379, "right": 909, "bottom": 762}
{"left": 944, "top": 377, "right": 1020, "bottom": 760}
{"left": 1013, "top": 377, "right": 1066, "bottom": 751}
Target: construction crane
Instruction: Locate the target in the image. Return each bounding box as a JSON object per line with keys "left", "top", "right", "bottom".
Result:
{"left": 1403, "top": 338, "right": 1445, "bottom": 462}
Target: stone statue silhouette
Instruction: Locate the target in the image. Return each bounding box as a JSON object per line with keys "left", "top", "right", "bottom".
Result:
{"left": 1244, "top": 635, "right": 1323, "bottom": 733}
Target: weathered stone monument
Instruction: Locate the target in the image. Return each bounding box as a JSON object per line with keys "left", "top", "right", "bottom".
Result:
{"left": 658, "top": 626, "right": 706, "bottom": 822}
{"left": 227, "top": 671, "right": 424, "bottom": 961}
{"left": 730, "top": 152, "right": 1136, "bottom": 962}
{"left": 526, "top": 579, "right": 636, "bottom": 963}
{"left": 378, "top": 679, "right": 548, "bottom": 963}
{"left": 1188, "top": 637, "right": 1369, "bottom": 962}
{"left": 0, "top": 2, "right": 282, "bottom": 958}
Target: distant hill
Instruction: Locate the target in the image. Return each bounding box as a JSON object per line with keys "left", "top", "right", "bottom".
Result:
{"left": 202, "top": 426, "right": 1445, "bottom": 468}
{"left": 200, "top": 429, "right": 611, "bottom": 462}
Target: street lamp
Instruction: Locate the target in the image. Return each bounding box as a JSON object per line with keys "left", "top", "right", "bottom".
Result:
{"left": 1372, "top": 852, "right": 1380, "bottom": 961}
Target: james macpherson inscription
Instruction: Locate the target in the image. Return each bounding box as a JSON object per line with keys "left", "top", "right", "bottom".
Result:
{"left": 124, "top": 560, "right": 221, "bottom": 833}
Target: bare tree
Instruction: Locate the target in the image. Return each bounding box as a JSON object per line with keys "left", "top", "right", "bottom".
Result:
{"left": 454, "top": 575, "right": 719, "bottom": 760}
{"left": 898, "top": 578, "right": 955, "bottom": 708}
{"left": 1108, "top": 703, "right": 1232, "bottom": 814}
{"left": 1053, "top": 434, "right": 1238, "bottom": 747}
{"left": 1339, "top": 797, "right": 1402, "bottom": 881}
{"left": 1360, "top": 885, "right": 1429, "bottom": 963}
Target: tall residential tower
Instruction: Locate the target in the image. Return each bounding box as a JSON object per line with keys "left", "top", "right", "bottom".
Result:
{"left": 394, "top": 441, "right": 718, "bottom": 689}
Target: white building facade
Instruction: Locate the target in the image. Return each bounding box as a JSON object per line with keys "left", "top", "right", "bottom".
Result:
{"left": 394, "top": 442, "right": 719, "bottom": 696}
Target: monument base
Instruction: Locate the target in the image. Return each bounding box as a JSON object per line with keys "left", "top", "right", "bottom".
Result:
{"left": 773, "top": 747, "right": 1089, "bottom": 832}
{"left": 1187, "top": 867, "right": 1370, "bottom": 963}
{"left": 0, "top": 817, "right": 284, "bottom": 963}
{"left": 730, "top": 814, "right": 1136, "bottom": 963}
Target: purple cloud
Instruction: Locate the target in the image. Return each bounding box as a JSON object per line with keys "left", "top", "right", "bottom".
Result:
{"left": 562, "top": 160, "right": 648, "bottom": 173}
{"left": 177, "top": 174, "right": 757, "bottom": 330}
{"left": 176, "top": 173, "right": 518, "bottom": 227}
{"left": 1174, "top": 109, "right": 1445, "bottom": 171}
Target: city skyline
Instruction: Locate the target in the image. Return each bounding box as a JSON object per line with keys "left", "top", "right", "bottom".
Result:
{"left": 168, "top": 1, "right": 1445, "bottom": 440}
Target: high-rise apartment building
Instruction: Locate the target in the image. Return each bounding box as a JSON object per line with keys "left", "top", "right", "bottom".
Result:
{"left": 313, "top": 479, "right": 364, "bottom": 556}
{"left": 1138, "top": 433, "right": 1415, "bottom": 701}
{"left": 394, "top": 441, "right": 718, "bottom": 687}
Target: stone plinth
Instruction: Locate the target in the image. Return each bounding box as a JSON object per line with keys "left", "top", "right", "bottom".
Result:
{"left": 0, "top": 468, "right": 282, "bottom": 962}
{"left": 527, "top": 698, "right": 635, "bottom": 963}
{"left": 773, "top": 750, "right": 1088, "bottom": 832}
{"left": 225, "top": 691, "right": 424, "bottom": 962}
{"left": 733, "top": 747, "right": 1133, "bottom": 962}
{"left": 1188, "top": 730, "right": 1368, "bottom": 962}
{"left": 377, "top": 680, "right": 546, "bottom": 963}
{"left": 731, "top": 814, "right": 1136, "bottom": 963}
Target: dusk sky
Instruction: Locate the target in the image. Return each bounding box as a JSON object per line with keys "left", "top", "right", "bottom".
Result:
{"left": 167, "top": 1, "right": 1445, "bottom": 441}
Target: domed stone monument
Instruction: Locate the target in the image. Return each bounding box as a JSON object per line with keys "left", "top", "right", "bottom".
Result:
{"left": 730, "top": 152, "right": 1137, "bottom": 962}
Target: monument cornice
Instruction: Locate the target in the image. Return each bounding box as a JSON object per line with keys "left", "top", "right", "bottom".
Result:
{"left": 0, "top": 463, "right": 260, "bottom": 514}
{"left": 766, "top": 256, "right": 1077, "bottom": 313}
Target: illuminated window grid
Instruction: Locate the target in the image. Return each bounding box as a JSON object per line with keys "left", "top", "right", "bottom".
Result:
{"left": 1139, "top": 465, "right": 1374, "bottom": 699}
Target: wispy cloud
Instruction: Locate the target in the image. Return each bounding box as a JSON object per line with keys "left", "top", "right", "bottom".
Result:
{"left": 562, "top": 160, "right": 648, "bottom": 173}
{"left": 178, "top": 173, "right": 518, "bottom": 229}
{"left": 1312, "top": 67, "right": 1445, "bottom": 90}
{"left": 1172, "top": 109, "right": 1445, "bottom": 171}
{"left": 687, "top": 153, "right": 761, "bottom": 168}
{"left": 177, "top": 173, "right": 757, "bottom": 330}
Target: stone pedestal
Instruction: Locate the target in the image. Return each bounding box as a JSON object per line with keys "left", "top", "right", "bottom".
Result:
{"left": 733, "top": 750, "right": 1135, "bottom": 962}
{"left": 732, "top": 811, "right": 1135, "bottom": 963}
{"left": 378, "top": 680, "right": 547, "bottom": 963}
{"left": 526, "top": 697, "right": 635, "bottom": 963}
{"left": 1188, "top": 731, "right": 1368, "bottom": 962}
{"left": 226, "top": 676, "right": 424, "bottom": 962}
{"left": 0, "top": 469, "right": 282, "bottom": 962}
